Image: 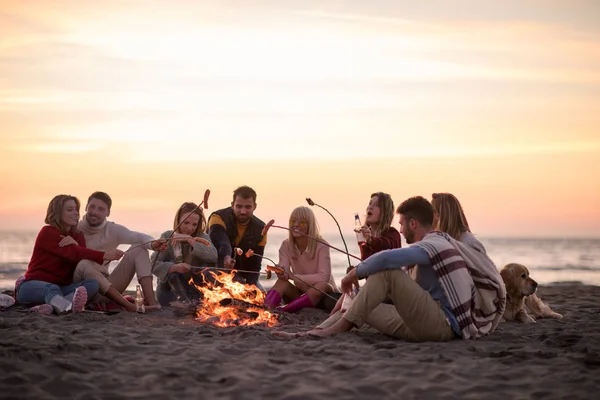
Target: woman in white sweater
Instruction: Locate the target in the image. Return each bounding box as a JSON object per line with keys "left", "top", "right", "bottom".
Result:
{"left": 151, "top": 202, "right": 218, "bottom": 306}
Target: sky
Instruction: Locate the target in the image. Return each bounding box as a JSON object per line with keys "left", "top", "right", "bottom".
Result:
{"left": 0, "top": 0, "right": 599, "bottom": 237}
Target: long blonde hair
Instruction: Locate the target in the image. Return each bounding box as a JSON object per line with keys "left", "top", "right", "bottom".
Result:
{"left": 288, "top": 206, "right": 325, "bottom": 259}
{"left": 45, "top": 194, "right": 81, "bottom": 235}
{"left": 173, "top": 202, "right": 207, "bottom": 236}
{"left": 431, "top": 193, "right": 470, "bottom": 240}
{"left": 369, "top": 192, "right": 395, "bottom": 237}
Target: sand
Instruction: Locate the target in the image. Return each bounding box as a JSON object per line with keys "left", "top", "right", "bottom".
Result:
{"left": 1, "top": 284, "right": 599, "bottom": 400}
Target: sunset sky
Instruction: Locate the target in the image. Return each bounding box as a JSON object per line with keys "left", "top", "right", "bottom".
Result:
{"left": 1, "top": 1, "right": 599, "bottom": 237}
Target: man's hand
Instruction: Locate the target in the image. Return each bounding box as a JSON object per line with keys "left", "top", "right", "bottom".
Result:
{"left": 223, "top": 255, "right": 235, "bottom": 269}
{"left": 169, "top": 263, "right": 191, "bottom": 274}
{"left": 58, "top": 235, "right": 78, "bottom": 248}
{"left": 341, "top": 268, "right": 359, "bottom": 295}
{"left": 151, "top": 239, "right": 168, "bottom": 252}
{"left": 103, "top": 249, "right": 125, "bottom": 262}
{"left": 330, "top": 293, "right": 344, "bottom": 315}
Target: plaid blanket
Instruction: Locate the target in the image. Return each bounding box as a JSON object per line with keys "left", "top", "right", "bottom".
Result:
{"left": 415, "top": 231, "right": 506, "bottom": 339}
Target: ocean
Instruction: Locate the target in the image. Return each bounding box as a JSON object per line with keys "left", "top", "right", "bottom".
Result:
{"left": 1, "top": 230, "right": 599, "bottom": 291}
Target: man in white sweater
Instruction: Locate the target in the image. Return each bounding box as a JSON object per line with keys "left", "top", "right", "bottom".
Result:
{"left": 73, "top": 191, "right": 166, "bottom": 311}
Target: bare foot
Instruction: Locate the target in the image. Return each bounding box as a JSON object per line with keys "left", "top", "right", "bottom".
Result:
{"left": 306, "top": 319, "right": 353, "bottom": 337}
{"left": 144, "top": 304, "right": 162, "bottom": 312}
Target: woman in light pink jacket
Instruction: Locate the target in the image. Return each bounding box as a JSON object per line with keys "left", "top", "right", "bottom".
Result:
{"left": 264, "top": 206, "right": 338, "bottom": 312}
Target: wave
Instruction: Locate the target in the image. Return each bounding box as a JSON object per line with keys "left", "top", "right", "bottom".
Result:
{"left": 531, "top": 265, "right": 600, "bottom": 272}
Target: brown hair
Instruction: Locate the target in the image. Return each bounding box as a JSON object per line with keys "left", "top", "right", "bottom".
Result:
{"left": 45, "top": 195, "right": 81, "bottom": 235}
{"left": 431, "top": 192, "right": 470, "bottom": 240}
{"left": 87, "top": 191, "right": 112, "bottom": 210}
{"left": 232, "top": 185, "right": 257, "bottom": 203}
{"left": 173, "top": 202, "right": 206, "bottom": 236}
{"left": 396, "top": 196, "right": 434, "bottom": 227}
{"left": 369, "top": 192, "right": 395, "bottom": 237}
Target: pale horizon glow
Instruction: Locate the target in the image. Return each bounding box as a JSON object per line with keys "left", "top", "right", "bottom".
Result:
{"left": 0, "top": 0, "right": 599, "bottom": 238}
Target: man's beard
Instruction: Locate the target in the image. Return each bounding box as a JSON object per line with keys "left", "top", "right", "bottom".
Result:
{"left": 86, "top": 214, "right": 103, "bottom": 227}
{"left": 404, "top": 229, "right": 415, "bottom": 244}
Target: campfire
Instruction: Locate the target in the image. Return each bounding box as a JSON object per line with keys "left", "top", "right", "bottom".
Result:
{"left": 190, "top": 271, "right": 278, "bottom": 328}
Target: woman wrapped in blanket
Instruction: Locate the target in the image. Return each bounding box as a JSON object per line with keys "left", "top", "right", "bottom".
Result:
{"left": 151, "top": 202, "right": 218, "bottom": 306}
{"left": 264, "top": 206, "right": 338, "bottom": 313}
{"left": 16, "top": 195, "right": 123, "bottom": 315}
{"left": 431, "top": 192, "right": 487, "bottom": 254}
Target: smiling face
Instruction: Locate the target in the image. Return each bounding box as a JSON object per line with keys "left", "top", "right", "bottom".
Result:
{"left": 365, "top": 195, "right": 381, "bottom": 226}
{"left": 85, "top": 198, "right": 110, "bottom": 227}
{"left": 178, "top": 212, "right": 200, "bottom": 236}
{"left": 232, "top": 196, "right": 256, "bottom": 224}
{"left": 289, "top": 216, "right": 309, "bottom": 238}
{"left": 61, "top": 199, "right": 80, "bottom": 229}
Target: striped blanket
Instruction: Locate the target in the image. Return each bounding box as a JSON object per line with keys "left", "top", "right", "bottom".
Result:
{"left": 415, "top": 231, "right": 506, "bottom": 339}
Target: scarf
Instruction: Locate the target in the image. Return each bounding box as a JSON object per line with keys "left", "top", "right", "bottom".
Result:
{"left": 415, "top": 231, "right": 506, "bottom": 339}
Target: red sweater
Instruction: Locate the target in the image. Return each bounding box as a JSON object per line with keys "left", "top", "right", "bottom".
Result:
{"left": 359, "top": 227, "right": 402, "bottom": 261}
{"left": 24, "top": 225, "right": 105, "bottom": 286}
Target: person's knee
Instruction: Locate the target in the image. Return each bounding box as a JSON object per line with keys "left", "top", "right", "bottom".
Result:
{"left": 76, "top": 260, "right": 101, "bottom": 277}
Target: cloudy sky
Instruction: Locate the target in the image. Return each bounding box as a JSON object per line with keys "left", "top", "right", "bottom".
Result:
{"left": 1, "top": 0, "right": 599, "bottom": 237}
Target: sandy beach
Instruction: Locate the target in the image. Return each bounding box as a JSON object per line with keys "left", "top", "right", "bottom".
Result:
{"left": 1, "top": 284, "right": 599, "bottom": 400}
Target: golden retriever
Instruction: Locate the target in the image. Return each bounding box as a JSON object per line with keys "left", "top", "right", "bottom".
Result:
{"left": 500, "top": 263, "right": 563, "bottom": 323}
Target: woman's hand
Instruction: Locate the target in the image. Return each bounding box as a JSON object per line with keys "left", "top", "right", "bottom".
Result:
{"left": 103, "top": 249, "right": 125, "bottom": 261}
{"left": 360, "top": 226, "right": 372, "bottom": 244}
{"left": 170, "top": 232, "right": 195, "bottom": 247}
{"left": 58, "top": 235, "right": 78, "bottom": 247}
{"left": 169, "top": 263, "right": 191, "bottom": 274}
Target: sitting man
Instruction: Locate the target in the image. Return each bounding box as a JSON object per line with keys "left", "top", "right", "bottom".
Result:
{"left": 276, "top": 196, "right": 506, "bottom": 341}
{"left": 208, "top": 186, "right": 267, "bottom": 290}
{"left": 72, "top": 191, "right": 166, "bottom": 311}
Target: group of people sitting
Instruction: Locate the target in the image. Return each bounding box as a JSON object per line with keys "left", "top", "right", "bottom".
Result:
{"left": 12, "top": 184, "right": 506, "bottom": 342}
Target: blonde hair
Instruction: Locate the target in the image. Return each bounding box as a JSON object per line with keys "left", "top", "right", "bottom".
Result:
{"left": 45, "top": 195, "right": 81, "bottom": 235}
{"left": 369, "top": 192, "right": 395, "bottom": 237}
{"left": 173, "top": 202, "right": 207, "bottom": 236}
{"left": 288, "top": 206, "right": 325, "bottom": 259}
{"left": 431, "top": 193, "right": 470, "bottom": 240}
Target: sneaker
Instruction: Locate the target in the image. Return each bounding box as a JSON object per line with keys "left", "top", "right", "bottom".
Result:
{"left": 71, "top": 287, "right": 88, "bottom": 313}
{"left": 29, "top": 304, "right": 54, "bottom": 315}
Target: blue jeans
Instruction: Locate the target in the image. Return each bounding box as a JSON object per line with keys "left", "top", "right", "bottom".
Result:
{"left": 17, "top": 279, "right": 99, "bottom": 305}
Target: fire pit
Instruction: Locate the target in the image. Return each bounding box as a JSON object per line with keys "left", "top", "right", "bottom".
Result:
{"left": 189, "top": 271, "right": 279, "bottom": 327}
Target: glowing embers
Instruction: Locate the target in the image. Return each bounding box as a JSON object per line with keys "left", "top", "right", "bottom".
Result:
{"left": 190, "top": 271, "right": 278, "bottom": 328}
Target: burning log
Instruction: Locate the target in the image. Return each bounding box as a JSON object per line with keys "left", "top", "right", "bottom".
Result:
{"left": 219, "top": 297, "right": 273, "bottom": 312}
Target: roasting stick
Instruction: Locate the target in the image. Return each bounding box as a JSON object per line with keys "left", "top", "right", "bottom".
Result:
{"left": 263, "top": 220, "right": 362, "bottom": 262}
{"left": 147, "top": 190, "right": 211, "bottom": 269}
{"left": 242, "top": 219, "right": 340, "bottom": 303}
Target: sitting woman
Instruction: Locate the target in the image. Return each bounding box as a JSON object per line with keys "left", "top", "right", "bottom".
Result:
{"left": 320, "top": 192, "right": 401, "bottom": 322}
{"left": 264, "top": 206, "right": 338, "bottom": 313}
{"left": 16, "top": 194, "right": 123, "bottom": 314}
{"left": 431, "top": 192, "right": 487, "bottom": 254}
{"left": 151, "top": 202, "right": 218, "bottom": 306}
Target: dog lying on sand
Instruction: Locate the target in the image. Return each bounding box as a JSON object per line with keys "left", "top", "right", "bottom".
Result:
{"left": 500, "top": 263, "right": 563, "bottom": 323}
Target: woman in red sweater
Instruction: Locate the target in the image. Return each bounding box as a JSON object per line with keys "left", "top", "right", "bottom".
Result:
{"left": 16, "top": 195, "right": 123, "bottom": 314}
{"left": 328, "top": 191, "right": 401, "bottom": 315}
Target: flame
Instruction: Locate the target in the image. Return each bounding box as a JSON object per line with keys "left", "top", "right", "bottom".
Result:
{"left": 190, "top": 271, "right": 278, "bottom": 328}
